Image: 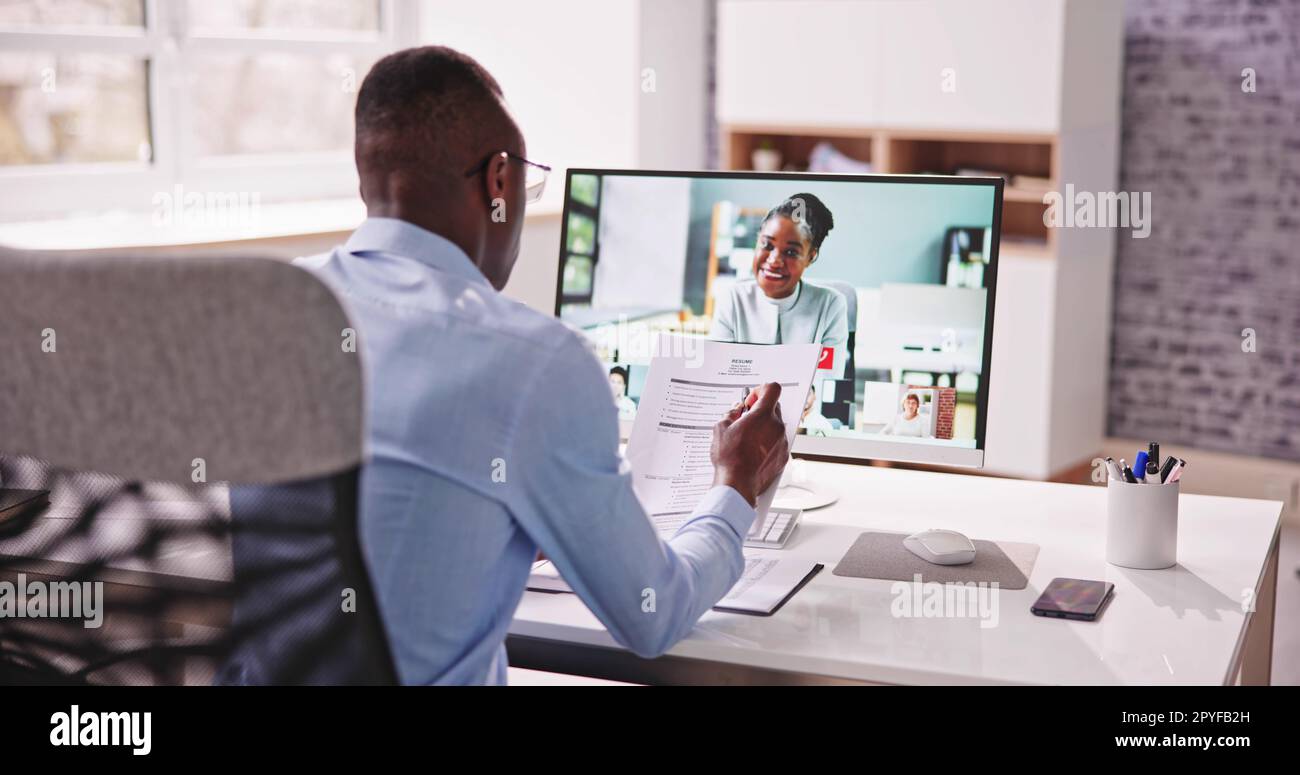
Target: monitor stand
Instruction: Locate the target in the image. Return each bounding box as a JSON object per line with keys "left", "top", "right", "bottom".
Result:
{"left": 773, "top": 459, "right": 840, "bottom": 511}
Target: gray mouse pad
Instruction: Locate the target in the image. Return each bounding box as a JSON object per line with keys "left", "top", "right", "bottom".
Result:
{"left": 831, "top": 531, "right": 1039, "bottom": 590}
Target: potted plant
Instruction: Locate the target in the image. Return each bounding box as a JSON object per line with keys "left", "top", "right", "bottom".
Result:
{"left": 750, "top": 139, "right": 782, "bottom": 172}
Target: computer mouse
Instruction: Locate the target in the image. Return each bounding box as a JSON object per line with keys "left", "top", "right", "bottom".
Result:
{"left": 903, "top": 529, "right": 976, "bottom": 565}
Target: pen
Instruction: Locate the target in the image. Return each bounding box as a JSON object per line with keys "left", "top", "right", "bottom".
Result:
{"left": 1167, "top": 459, "right": 1186, "bottom": 483}
{"left": 1133, "top": 451, "right": 1149, "bottom": 482}
{"left": 1145, "top": 442, "right": 1161, "bottom": 481}
{"left": 1164, "top": 455, "right": 1185, "bottom": 483}
{"left": 1122, "top": 465, "right": 1138, "bottom": 484}
{"left": 1105, "top": 457, "right": 1124, "bottom": 481}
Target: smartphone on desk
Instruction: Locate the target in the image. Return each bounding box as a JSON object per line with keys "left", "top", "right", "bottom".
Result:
{"left": 1030, "top": 577, "right": 1114, "bottom": 621}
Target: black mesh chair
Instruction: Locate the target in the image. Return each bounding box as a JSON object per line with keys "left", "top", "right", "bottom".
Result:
{"left": 0, "top": 247, "right": 396, "bottom": 685}
{"left": 820, "top": 280, "right": 859, "bottom": 429}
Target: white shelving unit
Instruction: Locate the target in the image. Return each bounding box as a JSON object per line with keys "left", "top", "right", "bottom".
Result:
{"left": 716, "top": 0, "right": 1126, "bottom": 479}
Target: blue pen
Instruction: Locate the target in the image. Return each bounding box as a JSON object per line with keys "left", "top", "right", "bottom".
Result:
{"left": 1133, "top": 451, "right": 1149, "bottom": 481}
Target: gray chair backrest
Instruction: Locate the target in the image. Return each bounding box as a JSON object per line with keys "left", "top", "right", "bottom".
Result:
{"left": 0, "top": 247, "right": 393, "bottom": 685}
{"left": 820, "top": 279, "right": 858, "bottom": 334}
{"left": 0, "top": 248, "right": 361, "bottom": 484}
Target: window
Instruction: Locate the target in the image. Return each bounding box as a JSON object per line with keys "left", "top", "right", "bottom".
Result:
{"left": 0, "top": 0, "right": 417, "bottom": 221}
{"left": 560, "top": 173, "right": 601, "bottom": 307}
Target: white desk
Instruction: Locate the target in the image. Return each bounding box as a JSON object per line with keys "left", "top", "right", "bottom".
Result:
{"left": 508, "top": 462, "right": 1282, "bottom": 685}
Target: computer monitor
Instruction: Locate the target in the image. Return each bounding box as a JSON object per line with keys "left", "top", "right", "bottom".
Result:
{"left": 555, "top": 169, "right": 1002, "bottom": 469}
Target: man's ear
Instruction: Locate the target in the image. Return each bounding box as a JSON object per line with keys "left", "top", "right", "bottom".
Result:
{"left": 808, "top": 247, "right": 819, "bottom": 264}
{"left": 483, "top": 151, "right": 509, "bottom": 203}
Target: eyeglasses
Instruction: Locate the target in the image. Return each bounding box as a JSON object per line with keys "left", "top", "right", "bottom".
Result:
{"left": 464, "top": 151, "right": 552, "bottom": 204}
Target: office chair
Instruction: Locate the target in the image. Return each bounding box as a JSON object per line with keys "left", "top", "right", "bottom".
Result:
{"left": 938, "top": 226, "right": 988, "bottom": 288}
{"left": 819, "top": 280, "right": 859, "bottom": 428}
{"left": 0, "top": 247, "right": 396, "bottom": 685}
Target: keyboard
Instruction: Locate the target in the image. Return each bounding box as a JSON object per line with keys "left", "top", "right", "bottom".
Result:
{"left": 744, "top": 506, "right": 802, "bottom": 549}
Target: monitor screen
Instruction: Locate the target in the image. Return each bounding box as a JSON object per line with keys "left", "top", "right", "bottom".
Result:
{"left": 555, "top": 169, "right": 1002, "bottom": 468}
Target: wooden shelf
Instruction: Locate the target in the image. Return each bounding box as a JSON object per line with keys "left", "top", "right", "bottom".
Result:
{"left": 719, "top": 123, "right": 1058, "bottom": 249}
{"left": 1003, "top": 186, "right": 1052, "bottom": 203}
{"left": 879, "top": 136, "right": 1053, "bottom": 179}
{"left": 722, "top": 127, "right": 873, "bottom": 172}
{"left": 997, "top": 237, "right": 1052, "bottom": 260}
{"left": 1000, "top": 199, "right": 1052, "bottom": 244}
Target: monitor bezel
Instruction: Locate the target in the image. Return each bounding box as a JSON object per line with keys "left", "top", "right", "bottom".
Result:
{"left": 554, "top": 167, "right": 1004, "bottom": 469}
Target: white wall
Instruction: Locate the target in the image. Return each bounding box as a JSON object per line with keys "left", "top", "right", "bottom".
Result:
{"left": 591, "top": 176, "right": 692, "bottom": 310}
{"left": 417, "top": 1, "right": 712, "bottom": 314}
{"left": 717, "top": 0, "right": 1065, "bottom": 133}
{"left": 635, "top": 0, "right": 710, "bottom": 170}
{"left": 420, "top": 0, "right": 640, "bottom": 210}
{"left": 506, "top": 213, "right": 563, "bottom": 314}
{"left": 982, "top": 255, "right": 1056, "bottom": 478}
{"left": 1045, "top": 0, "right": 1126, "bottom": 473}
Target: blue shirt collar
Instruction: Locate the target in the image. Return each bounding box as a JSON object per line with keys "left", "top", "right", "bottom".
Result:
{"left": 344, "top": 217, "right": 489, "bottom": 287}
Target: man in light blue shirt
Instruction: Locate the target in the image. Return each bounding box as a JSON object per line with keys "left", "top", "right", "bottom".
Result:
{"left": 297, "top": 47, "right": 789, "bottom": 684}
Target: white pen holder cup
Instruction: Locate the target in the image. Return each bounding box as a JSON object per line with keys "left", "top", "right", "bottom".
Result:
{"left": 1106, "top": 478, "right": 1179, "bottom": 569}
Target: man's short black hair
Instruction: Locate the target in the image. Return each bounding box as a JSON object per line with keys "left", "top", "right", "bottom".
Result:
{"left": 355, "top": 46, "right": 508, "bottom": 184}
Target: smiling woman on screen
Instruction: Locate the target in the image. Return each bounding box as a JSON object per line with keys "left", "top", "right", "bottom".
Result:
{"left": 709, "top": 192, "right": 848, "bottom": 378}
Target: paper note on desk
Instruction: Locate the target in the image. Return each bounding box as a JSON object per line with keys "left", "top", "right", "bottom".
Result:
{"left": 713, "top": 554, "right": 822, "bottom": 615}
{"left": 625, "top": 335, "right": 822, "bottom": 532}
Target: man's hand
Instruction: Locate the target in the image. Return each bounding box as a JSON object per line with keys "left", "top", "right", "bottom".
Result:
{"left": 710, "top": 382, "right": 790, "bottom": 507}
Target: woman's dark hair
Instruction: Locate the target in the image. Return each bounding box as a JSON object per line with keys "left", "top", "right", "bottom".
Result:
{"left": 609, "top": 365, "right": 629, "bottom": 394}
{"left": 763, "top": 192, "right": 835, "bottom": 255}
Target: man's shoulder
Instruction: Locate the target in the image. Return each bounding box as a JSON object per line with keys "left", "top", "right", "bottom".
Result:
{"left": 425, "top": 286, "right": 601, "bottom": 393}
{"left": 473, "top": 290, "right": 589, "bottom": 358}
{"left": 296, "top": 245, "right": 576, "bottom": 354}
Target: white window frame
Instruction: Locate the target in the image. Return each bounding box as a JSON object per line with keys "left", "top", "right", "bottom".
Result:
{"left": 0, "top": 0, "right": 419, "bottom": 221}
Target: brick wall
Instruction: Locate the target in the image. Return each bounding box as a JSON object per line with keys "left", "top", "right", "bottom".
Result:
{"left": 1108, "top": 0, "right": 1300, "bottom": 461}
{"left": 909, "top": 384, "right": 957, "bottom": 440}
